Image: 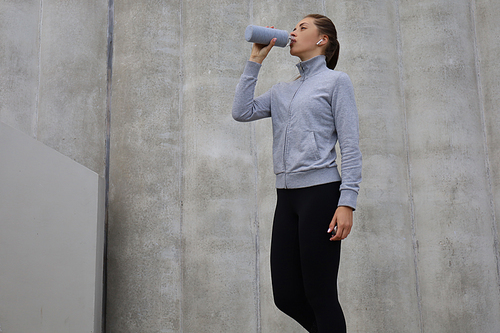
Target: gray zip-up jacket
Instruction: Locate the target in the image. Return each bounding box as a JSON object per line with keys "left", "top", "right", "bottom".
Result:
{"left": 232, "top": 55, "right": 362, "bottom": 209}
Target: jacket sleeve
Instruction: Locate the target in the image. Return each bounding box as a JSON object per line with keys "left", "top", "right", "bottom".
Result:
{"left": 232, "top": 61, "right": 272, "bottom": 122}
{"left": 332, "top": 72, "right": 362, "bottom": 210}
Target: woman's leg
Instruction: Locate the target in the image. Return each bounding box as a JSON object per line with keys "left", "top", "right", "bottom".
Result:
{"left": 271, "top": 188, "right": 317, "bottom": 332}
{"left": 297, "top": 182, "right": 346, "bottom": 333}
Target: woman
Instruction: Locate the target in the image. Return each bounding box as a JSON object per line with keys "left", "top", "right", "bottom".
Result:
{"left": 232, "top": 14, "right": 361, "bottom": 333}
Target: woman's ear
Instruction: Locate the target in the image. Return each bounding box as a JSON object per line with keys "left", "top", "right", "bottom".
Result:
{"left": 316, "top": 35, "right": 329, "bottom": 46}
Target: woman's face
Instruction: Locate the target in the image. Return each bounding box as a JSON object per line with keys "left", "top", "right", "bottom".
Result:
{"left": 289, "top": 17, "right": 325, "bottom": 61}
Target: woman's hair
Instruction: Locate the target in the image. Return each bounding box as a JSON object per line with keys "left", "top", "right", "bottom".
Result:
{"left": 305, "top": 14, "right": 340, "bottom": 70}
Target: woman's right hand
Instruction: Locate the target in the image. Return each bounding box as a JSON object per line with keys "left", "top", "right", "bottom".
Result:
{"left": 249, "top": 26, "right": 277, "bottom": 64}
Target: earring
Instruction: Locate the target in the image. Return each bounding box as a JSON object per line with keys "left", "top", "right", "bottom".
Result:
{"left": 316, "top": 39, "right": 323, "bottom": 45}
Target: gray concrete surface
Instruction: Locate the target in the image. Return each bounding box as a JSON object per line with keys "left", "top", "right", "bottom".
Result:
{"left": 36, "top": 0, "right": 108, "bottom": 176}
{"left": 181, "top": 1, "right": 259, "bottom": 331}
{"left": 0, "top": 121, "right": 105, "bottom": 333}
{"left": 106, "top": 1, "right": 183, "bottom": 331}
{"left": 1, "top": 0, "right": 500, "bottom": 332}
{"left": 398, "top": 1, "right": 500, "bottom": 331}
{"left": 0, "top": 0, "right": 108, "bottom": 176}
{"left": 475, "top": 0, "right": 500, "bottom": 289}
{"left": 0, "top": 0, "right": 41, "bottom": 135}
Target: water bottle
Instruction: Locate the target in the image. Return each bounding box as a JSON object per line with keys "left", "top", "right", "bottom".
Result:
{"left": 245, "top": 25, "right": 293, "bottom": 48}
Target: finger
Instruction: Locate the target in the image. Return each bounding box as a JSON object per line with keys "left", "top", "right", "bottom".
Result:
{"left": 328, "top": 226, "right": 338, "bottom": 241}
{"left": 328, "top": 213, "right": 337, "bottom": 240}
{"left": 338, "top": 224, "right": 352, "bottom": 240}
{"left": 338, "top": 227, "right": 348, "bottom": 240}
{"left": 329, "top": 228, "right": 337, "bottom": 241}
{"left": 327, "top": 215, "right": 337, "bottom": 233}
{"left": 331, "top": 231, "right": 343, "bottom": 241}
{"left": 262, "top": 38, "right": 276, "bottom": 53}
{"left": 331, "top": 223, "right": 347, "bottom": 241}
{"left": 345, "top": 224, "right": 352, "bottom": 236}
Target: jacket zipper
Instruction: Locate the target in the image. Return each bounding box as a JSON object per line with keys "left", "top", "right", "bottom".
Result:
{"left": 282, "top": 69, "right": 306, "bottom": 188}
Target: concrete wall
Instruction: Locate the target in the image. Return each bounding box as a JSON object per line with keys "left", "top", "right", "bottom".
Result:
{"left": 106, "top": 1, "right": 183, "bottom": 331}
{"left": 0, "top": 0, "right": 108, "bottom": 175}
{"left": 1, "top": 0, "right": 499, "bottom": 332}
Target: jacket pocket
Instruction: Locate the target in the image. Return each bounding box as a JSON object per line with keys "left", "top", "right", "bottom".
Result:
{"left": 287, "top": 131, "right": 321, "bottom": 172}
{"left": 306, "top": 131, "right": 321, "bottom": 161}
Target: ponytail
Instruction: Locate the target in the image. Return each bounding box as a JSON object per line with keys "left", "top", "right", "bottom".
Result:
{"left": 326, "top": 39, "right": 340, "bottom": 70}
{"left": 305, "top": 14, "right": 340, "bottom": 70}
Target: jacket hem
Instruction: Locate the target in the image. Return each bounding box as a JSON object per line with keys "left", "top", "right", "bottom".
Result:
{"left": 275, "top": 167, "right": 341, "bottom": 189}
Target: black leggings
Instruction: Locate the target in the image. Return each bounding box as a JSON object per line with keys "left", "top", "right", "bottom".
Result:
{"left": 271, "top": 181, "right": 346, "bottom": 333}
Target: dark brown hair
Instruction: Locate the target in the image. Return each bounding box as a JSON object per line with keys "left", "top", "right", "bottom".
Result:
{"left": 305, "top": 14, "right": 340, "bottom": 70}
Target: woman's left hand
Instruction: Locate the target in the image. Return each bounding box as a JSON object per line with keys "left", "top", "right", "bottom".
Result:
{"left": 328, "top": 206, "right": 353, "bottom": 241}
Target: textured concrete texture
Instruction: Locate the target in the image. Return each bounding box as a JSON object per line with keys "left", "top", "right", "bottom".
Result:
{"left": 36, "top": 0, "right": 109, "bottom": 176}
{"left": 2, "top": 0, "right": 500, "bottom": 332}
{"left": 0, "top": 0, "right": 40, "bottom": 135}
{"left": 0, "top": 121, "right": 105, "bottom": 333}
{"left": 106, "top": 1, "right": 183, "bottom": 331}
{"left": 475, "top": 0, "right": 500, "bottom": 296}
{"left": 397, "top": 1, "right": 500, "bottom": 331}
{"left": 0, "top": 0, "right": 108, "bottom": 176}
{"left": 181, "top": 1, "right": 258, "bottom": 331}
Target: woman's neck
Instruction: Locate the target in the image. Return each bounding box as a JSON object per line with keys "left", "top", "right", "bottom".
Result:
{"left": 298, "top": 51, "right": 325, "bottom": 63}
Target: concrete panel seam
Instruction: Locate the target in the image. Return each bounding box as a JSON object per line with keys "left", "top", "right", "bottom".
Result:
{"left": 247, "top": 4, "right": 261, "bottom": 331}
{"left": 179, "top": 0, "right": 185, "bottom": 331}
{"left": 394, "top": 1, "right": 424, "bottom": 331}
{"left": 103, "top": 0, "right": 114, "bottom": 332}
{"left": 248, "top": 3, "right": 260, "bottom": 331}
{"left": 470, "top": 0, "right": 500, "bottom": 292}
{"left": 34, "top": 0, "right": 44, "bottom": 139}
{"left": 247, "top": 2, "right": 260, "bottom": 331}
{"left": 321, "top": 0, "right": 326, "bottom": 16}
{"left": 105, "top": 0, "right": 114, "bottom": 214}
{"left": 250, "top": 122, "right": 261, "bottom": 333}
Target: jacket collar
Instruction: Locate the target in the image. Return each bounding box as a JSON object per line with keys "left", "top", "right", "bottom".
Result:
{"left": 296, "top": 55, "right": 328, "bottom": 78}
